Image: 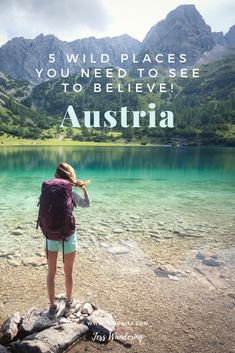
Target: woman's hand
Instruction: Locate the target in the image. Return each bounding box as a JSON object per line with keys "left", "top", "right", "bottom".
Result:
{"left": 75, "top": 179, "right": 91, "bottom": 188}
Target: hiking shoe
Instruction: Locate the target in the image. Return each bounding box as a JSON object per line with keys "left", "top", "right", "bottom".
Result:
{"left": 48, "top": 304, "right": 58, "bottom": 320}
{"left": 64, "top": 298, "right": 77, "bottom": 317}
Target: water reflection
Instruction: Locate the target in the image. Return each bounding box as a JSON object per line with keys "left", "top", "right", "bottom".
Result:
{"left": 0, "top": 146, "right": 234, "bottom": 177}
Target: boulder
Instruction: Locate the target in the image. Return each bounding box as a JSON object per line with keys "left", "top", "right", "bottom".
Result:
{"left": 83, "top": 309, "right": 116, "bottom": 339}
{"left": 2, "top": 301, "right": 115, "bottom": 352}
{"left": 1, "top": 312, "right": 21, "bottom": 344}
{"left": 10, "top": 323, "right": 88, "bottom": 353}
{"left": 18, "top": 308, "right": 58, "bottom": 339}
{"left": 80, "top": 303, "right": 94, "bottom": 316}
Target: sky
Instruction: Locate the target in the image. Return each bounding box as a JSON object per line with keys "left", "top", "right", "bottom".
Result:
{"left": 0, "top": 0, "right": 234, "bottom": 46}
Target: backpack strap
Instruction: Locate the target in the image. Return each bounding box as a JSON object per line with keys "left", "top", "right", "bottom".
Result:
{"left": 46, "top": 236, "right": 48, "bottom": 260}
{"left": 62, "top": 240, "right": 65, "bottom": 263}
{"left": 36, "top": 197, "right": 41, "bottom": 229}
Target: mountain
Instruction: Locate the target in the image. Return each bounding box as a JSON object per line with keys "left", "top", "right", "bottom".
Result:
{"left": 0, "top": 34, "right": 140, "bottom": 84}
{"left": 0, "top": 71, "right": 56, "bottom": 138}
{"left": 225, "top": 25, "right": 235, "bottom": 47}
{"left": 20, "top": 54, "right": 234, "bottom": 145}
{"left": 213, "top": 25, "right": 235, "bottom": 47}
{"left": 212, "top": 32, "right": 228, "bottom": 46}
{"left": 142, "top": 5, "right": 215, "bottom": 66}
{"left": 0, "top": 53, "right": 234, "bottom": 145}
{"left": 0, "top": 5, "right": 234, "bottom": 84}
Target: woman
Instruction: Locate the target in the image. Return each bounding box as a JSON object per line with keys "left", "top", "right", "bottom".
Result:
{"left": 42, "top": 162, "right": 90, "bottom": 319}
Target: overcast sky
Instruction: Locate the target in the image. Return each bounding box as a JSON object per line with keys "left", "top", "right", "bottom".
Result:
{"left": 0, "top": 0, "right": 234, "bottom": 46}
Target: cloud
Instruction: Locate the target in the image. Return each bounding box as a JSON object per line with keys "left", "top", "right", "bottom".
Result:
{"left": 0, "top": 0, "right": 234, "bottom": 46}
{"left": 0, "top": 0, "right": 111, "bottom": 45}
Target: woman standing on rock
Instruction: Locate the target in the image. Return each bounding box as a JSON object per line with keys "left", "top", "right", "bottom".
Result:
{"left": 37, "top": 162, "right": 91, "bottom": 319}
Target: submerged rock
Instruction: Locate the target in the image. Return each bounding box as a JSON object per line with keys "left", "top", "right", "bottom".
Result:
{"left": 154, "top": 264, "right": 182, "bottom": 278}
{"left": 202, "top": 258, "right": 224, "bottom": 267}
{"left": 228, "top": 293, "right": 235, "bottom": 299}
{"left": 196, "top": 249, "right": 224, "bottom": 267}
{"left": 22, "top": 257, "right": 47, "bottom": 267}
{"left": 107, "top": 246, "right": 130, "bottom": 255}
{"left": 8, "top": 259, "right": 21, "bottom": 267}
{"left": 112, "top": 229, "right": 125, "bottom": 234}
{"left": 11, "top": 230, "right": 24, "bottom": 236}
{"left": 168, "top": 275, "right": 180, "bottom": 281}
{"left": 196, "top": 250, "right": 220, "bottom": 260}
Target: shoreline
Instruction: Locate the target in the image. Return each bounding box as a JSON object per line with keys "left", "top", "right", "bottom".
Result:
{"left": 0, "top": 137, "right": 161, "bottom": 147}
{"left": 0, "top": 244, "right": 234, "bottom": 353}
{"left": 0, "top": 138, "right": 234, "bottom": 148}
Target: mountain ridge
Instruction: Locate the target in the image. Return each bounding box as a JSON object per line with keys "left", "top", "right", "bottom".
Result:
{"left": 0, "top": 4, "right": 234, "bottom": 84}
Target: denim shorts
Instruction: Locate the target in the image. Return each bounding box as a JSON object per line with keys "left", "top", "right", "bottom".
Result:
{"left": 44, "top": 233, "right": 78, "bottom": 254}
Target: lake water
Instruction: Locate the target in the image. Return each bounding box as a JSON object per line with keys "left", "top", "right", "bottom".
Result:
{"left": 0, "top": 146, "right": 234, "bottom": 260}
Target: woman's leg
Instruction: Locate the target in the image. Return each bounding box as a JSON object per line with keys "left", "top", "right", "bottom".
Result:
{"left": 46, "top": 251, "right": 58, "bottom": 306}
{"left": 63, "top": 251, "right": 76, "bottom": 301}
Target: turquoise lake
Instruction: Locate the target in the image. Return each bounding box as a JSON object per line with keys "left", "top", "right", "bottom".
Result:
{"left": 0, "top": 146, "right": 234, "bottom": 259}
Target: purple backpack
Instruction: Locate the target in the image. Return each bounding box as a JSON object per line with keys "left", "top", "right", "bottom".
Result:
{"left": 37, "top": 178, "right": 76, "bottom": 241}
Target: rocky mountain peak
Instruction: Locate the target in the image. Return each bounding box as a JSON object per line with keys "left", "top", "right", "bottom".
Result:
{"left": 225, "top": 25, "right": 235, "bottom": 46}
{"left": 142, "top": 4, "right": 215, "bottom": 65}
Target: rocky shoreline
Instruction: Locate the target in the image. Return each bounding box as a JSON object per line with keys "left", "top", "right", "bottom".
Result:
{"left": 0, "top": 243, "right": 235, "bottom": 353}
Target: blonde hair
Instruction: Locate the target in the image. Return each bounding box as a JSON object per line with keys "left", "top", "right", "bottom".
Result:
{"left": 55, "top": 162, "right": 80, "bottom": 186}
{"left": 55, "top": 162, "right": 90, "bottom": 187}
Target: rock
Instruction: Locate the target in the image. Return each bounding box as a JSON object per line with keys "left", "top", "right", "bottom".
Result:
{"left": 196, "top": 250, "right": 220, "bottom": 260}
{"left": 18, "top": 302, "right": 72, "bottom": 340}
{"left": 121, "top": 240, "right": 136, "bottom": 248}
{"left": 22, "top": 257, "right": 47, "bottom": 267}
{"left": 202, "top": 258, "right": 224, "bottom": 267}
{"left": 168, "top": 275, "right": 180, "bottom": 281}
{"left": 107, "top": 246, "right": 130, "bottom": 255}
{"left": 225, "top": 25, "right": 235, "bottom": 46}
{"left": 0, "top": 251, "right": 16, "bottom": 258}
{"left": 84, "top": 309, "right": 116, "bottom": 339}
{"left": 150, "top": 233, "right": 162, "bottom": 239}
{"left": 0, "top": 344, "right": 9, "bottom": 353}
{"left": 227, "top": 293, "right": 235, "bottom": 299}
{"left": 112, "top": 229, "right": 124, "bottom": 234}
{"left": 0, "top": 34, "right": 141, "bottom": 84}
{"left": 2, "top": 300, "right": 115, "bottom": 352}
{"left": 80, "top": 303, "right": 94, "bottom": 315}
{"left": 2, "top": 312, "right": 21, "bottom": 344}
{"left": 11, "top": 230, "right": 24, "bottom": 236}
{"left": 8, "top": 259, "right": 21, "bottom": 267}
{"left": 35, "top": 252, "right": 45, "bottom": 257}
{"left": 56, "top": 300, "right": 68, "bottom": 318}
{"left": 154, "top": 264, "right": 182, "bottom": 278}
{"left": 10, "top": 323, "right": 89, "bottom": 353}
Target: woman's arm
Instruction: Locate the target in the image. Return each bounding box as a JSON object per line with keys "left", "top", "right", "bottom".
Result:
{"left": 72, "top": 188, "right": 91, "bottom": 208}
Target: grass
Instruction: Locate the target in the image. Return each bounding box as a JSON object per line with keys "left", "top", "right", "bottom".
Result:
{"left": 0, "top": 134, "right": 155, "bottom": 147}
